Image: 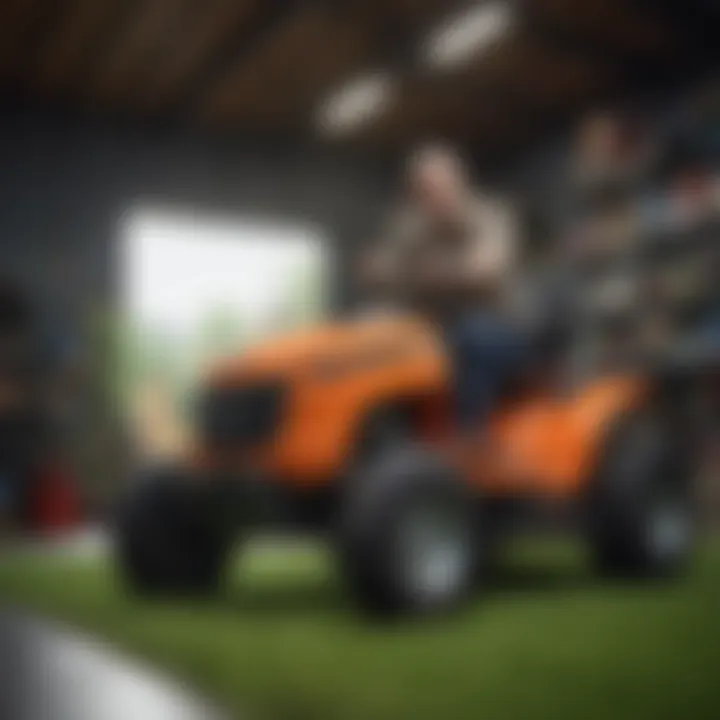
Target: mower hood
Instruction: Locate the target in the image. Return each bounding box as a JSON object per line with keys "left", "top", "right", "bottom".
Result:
{"left": 206, "top": 311, "right": 442, "bottom": 384}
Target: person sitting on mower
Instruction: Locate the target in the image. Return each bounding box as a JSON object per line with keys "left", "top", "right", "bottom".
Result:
{"left": 362, "top": 144, "right": 527, "bottom": 449}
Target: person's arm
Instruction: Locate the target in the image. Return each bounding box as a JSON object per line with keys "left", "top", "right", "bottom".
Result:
{"left": 411, "top": 198, "right": 517, "bottom": 293}
{"left": 463, "top": 209, "right": 515, "bottom": 290}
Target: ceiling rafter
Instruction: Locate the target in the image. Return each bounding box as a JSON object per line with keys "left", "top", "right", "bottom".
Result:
{"left": 7, "top": 0, "right": 69, "bottom": 86}
{"left": 67, "top": 0, "right": 145, "bottom": 101}
{"left": 0, "top": 0, "right": 716, "bottom": 159}
{"left": 175, "top": 0, "right": 306, "bottom": 117}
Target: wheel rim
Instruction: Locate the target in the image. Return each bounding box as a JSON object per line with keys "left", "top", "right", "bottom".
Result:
{"left": 396, "top": 499, "right": 472, "bottom": 605}
{"left": 646, "top": 496, "right": 690, "bottom": 562}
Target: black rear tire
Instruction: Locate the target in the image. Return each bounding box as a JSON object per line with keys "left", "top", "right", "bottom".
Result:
{"left": 587, "top": 410, "right": 694, "bottom": 578}
{"left": 117, "top": 470, "right": 229, "bottom": 596}
{"left": 339, "top": 445, "right": 480, "bottom": 617}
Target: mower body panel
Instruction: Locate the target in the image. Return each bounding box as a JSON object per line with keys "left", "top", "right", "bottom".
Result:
{"left": 481, "top": 375, "right": 648, "bottom": 497}
{"left": 196, "top": 314, "right": 447, "bottom": 484}
{"left": 194, "top": 314, "right": 647, "bottom": 499}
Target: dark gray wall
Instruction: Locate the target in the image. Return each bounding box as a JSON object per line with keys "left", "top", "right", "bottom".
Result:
{"left": 0, "top": 107, "right": 395, "bottom": 316}
{"left": 0, "top": 106, "right": 395, "bottom": 500}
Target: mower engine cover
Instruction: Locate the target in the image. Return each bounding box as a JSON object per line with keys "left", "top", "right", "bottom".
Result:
{"left": 192, "top": 312, "right": 448, "bottom": 485}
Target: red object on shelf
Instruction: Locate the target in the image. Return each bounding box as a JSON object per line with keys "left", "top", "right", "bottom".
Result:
{"left": 30, "top": 461, "right": 82, "bottom": 533}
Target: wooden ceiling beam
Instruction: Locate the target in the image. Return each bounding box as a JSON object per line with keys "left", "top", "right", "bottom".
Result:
{"left": 66, "top": 0, "right": 145, "bottom": 100}
{"left": 6, "top": 0, "right": 69, "bottom": 87}
{"left": 520, "top": 0, "right": 674, "bottom": 85}
{"left": 196, "top": 0, "right": 476, "bottom": 131}
{"left": 32, "top": 0, "right": 124, "bottom": 93}
{"left": 172, "top": 0, "right": 304, "bottom": 116}
{"left": 295, "top": 0, "right": 475, "bottom": 134}
{"left": 85, "top": 0, "right": 190, "bottom": 106}
{"left": 0, "top": 0, "right": 43, "bottom": 80}
{"left": 131, "top": 0, "right": 257, "bottom": 113}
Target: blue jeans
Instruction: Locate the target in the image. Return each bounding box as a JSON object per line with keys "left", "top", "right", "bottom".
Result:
{"left": 445, "top": 312, "right": 527, "bottom": 431}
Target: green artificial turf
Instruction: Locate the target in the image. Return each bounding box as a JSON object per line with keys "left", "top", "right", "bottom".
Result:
{"left": 1, "top": 537, "right": 720, "bottom": 720}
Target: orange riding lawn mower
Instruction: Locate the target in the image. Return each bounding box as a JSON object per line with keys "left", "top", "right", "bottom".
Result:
{"left": 116, "top": 310, "right": 717, "bottom": 616}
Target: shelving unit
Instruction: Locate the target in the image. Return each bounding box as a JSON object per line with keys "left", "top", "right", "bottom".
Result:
{"left": 540, "top": 82, "right": 719, "bottom": 352}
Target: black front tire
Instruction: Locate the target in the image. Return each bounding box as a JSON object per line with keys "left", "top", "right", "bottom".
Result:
{"left": 339, "top": 445, "right": 479, "bottom": 617}
{"left": 117, "top": 470, "right": 229, "bottom": 596}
